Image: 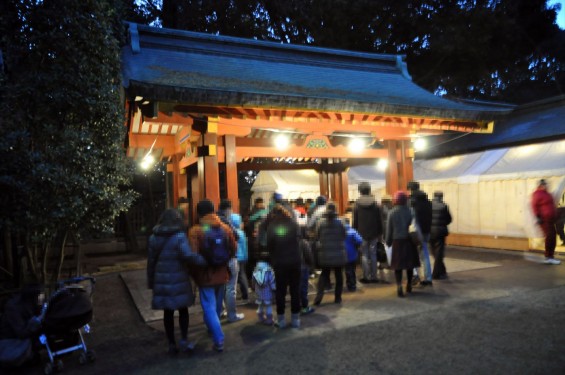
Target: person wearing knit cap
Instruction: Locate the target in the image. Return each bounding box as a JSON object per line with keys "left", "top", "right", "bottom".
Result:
{"left": 188, "top": 199, "right": 238, "bottom": 352}
{"left": 430, "top": 191, "right": 452, "bottom": 279}
{"left": 313, "top": 202, "right": 347, "bottom": 305}
{"left": 531, "top": 179, "right": 561, "bottom": 265}
{"left": 353, "top": 182, "right": 384, "bottom": 284}
{"left": 386, "top": 191, "right": 420, "bottom": 297}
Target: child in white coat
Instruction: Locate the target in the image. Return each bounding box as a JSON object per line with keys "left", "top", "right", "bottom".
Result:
{"left": 252, "top": 260, "right": 276, "bottom": 325}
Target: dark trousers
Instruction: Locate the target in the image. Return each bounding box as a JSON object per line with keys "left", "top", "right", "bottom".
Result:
{"left": 315, "top": 267, "right": 343, "bottom": 304}
{"left": 237, "top": 261, "right": 249, "bottom": 299}
{"left": 430, "top": 237, "right": 447, "bottom": 278}
{"left": 345, "top": 261, "right": 357, "bottom": 291}
{"left": 274, "top": 264, "right": 301, "bottom": 315}
{"left": 556, "top": 218, "right": 565, "bottom": 243}
{"left": 164, "top": 308, "right": 188, "bottom": 344}
{"left": 540, "top": 221, "right": 557, "bottom": 258}
{"left": 300, "top": 265, "right": 310, "bottom": 308}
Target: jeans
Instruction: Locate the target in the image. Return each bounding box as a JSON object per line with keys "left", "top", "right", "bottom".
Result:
{"left": 237, "top": 260, "right": 249, "bottom": 300}
{"left": 199, "top": 285, "right": 225, "bottom": 345}
{"left": 225, "top": 258, "right": 240, "bottom": 320}
{"left": 414, "top": 234, "right": 432, "bottom": 282}
{"left": 361, "top": 239, "right": 378, "bottom": 281}
{"left": 300, "top": 264, "right": 310, "bottom": 308}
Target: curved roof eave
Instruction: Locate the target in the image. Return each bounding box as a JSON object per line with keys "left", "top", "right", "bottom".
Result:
{"left": 121, "top": 23, "right": 513, "bottom": 122}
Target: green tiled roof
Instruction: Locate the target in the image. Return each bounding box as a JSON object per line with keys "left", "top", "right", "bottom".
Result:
{"left": 122, "top": 23, "right": 511, "bottom": 121}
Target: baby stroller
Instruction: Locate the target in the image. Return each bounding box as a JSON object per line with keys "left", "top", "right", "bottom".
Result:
{"left": 39, "top": 276, "right": 96, "bottom": 374}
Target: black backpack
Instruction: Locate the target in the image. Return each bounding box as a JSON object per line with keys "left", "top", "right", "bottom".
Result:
{"left": 201, "top": 226, "right": 230, "bottom": 266}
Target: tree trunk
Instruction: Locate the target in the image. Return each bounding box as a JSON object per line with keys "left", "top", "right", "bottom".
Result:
{"left": 123, "top": 212, "right": 139, "bottom": 253}
{"left": 53, "top": 231, "right": 68, "bottom": 283}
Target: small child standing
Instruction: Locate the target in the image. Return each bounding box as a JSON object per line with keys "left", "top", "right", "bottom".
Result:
{"left": 343, "top": 217, "right": 363, "bottom": 292}
{"left": 252, "top": 260, "right": 276, "bottom": 325}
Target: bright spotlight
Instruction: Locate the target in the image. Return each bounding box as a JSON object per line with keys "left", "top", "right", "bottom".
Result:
{"left": 274, "top": 134, "right": 290, "bottom": 150}
{"left": 376, "top": 158, "right": 388, "bottom": 171}
{"left": 140, "top": 154, "right": 155, "bottom": 170}
{"left": 413, "top": 138, "right": 427, "bottom": 151}
{"left": 348, "top": 138, "right": 366, "bottom": 154}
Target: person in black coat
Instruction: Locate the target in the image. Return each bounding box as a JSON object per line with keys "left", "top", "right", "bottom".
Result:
{"left": 408, "top": 181, "right": 433, "bottom": 286}
{"left": 353, "top": 182, "right": 384, "bottom": 283}
{"left": 266, "top": 202, "right": 302, "bottom": 329}
{"left": 147, "top": 208, "right": 207, "bottom": 354}
{"left": 313, "top": 202, "right": 347, "bottom": 305}
{"left": 430, "top": 191, "right": 452, "bottom": 280}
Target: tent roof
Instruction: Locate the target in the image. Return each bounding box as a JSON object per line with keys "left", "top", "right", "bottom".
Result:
{"left": 122, "top": 23, "right": 510, "bottom": 121}
{"left": 418, "top": 96, "right": 565, "bottom": 158}
{"left": 414, "top": 139, "right": 565, "bottom": 183}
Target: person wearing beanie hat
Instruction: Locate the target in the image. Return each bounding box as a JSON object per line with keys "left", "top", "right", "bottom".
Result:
{"left": 313, "top": 201, "right": 347, "bottom": 305}
{"left": 430, "top": 191, "right": 452, "bottom": 280}
{"left": 353, "top": 181, "right": 384, "bottom": 284}
{"left": 188, "top": 199, "right": 238, "bottom": 352}
{"left": 531, "top": 180, "right": 561, "bottom": 265}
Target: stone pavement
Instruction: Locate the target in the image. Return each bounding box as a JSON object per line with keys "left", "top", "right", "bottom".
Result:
{"left": 10, "top": 246, "right": 565, "bottom": 375}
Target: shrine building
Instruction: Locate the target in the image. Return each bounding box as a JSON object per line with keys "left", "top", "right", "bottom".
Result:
{"left": 121, "top": 23, "right": 511, "bottom": 222}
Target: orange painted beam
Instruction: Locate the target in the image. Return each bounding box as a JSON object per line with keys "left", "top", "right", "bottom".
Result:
{"left": 235, "top": 145, "right": 388, "bottom": 159}
{"left": 224, "top": 135, "right": 239, "bottom": 213}
{"left": 128, "top": 133, "right": 176, "bottom": 152}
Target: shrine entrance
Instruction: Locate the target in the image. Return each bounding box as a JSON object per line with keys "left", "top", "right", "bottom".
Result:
{"left": 122, "top": 23, "right": 507, "bottom": 222}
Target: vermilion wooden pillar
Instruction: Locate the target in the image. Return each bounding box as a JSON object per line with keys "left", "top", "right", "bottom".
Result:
{"left": 224, "top": 135, "right": 239, "bottom": 213}
{"left": 195, "top": 120, "right": 221, "bottom": 209}
{"left": 338, "top": 169, "right": 349, "bottom": 214}
{"left": 319, "top": 170, "right": 329, "bottom": 198}
{"left": 400, "top": 140, "right": 413, "bottom": 190}
{"left": 386, "top": 140, "right": 400, "bottom": 195}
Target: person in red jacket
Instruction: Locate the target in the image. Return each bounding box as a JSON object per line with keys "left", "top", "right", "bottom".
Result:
{"left": 531, "top": 179, "right": 561, "bottom": 265}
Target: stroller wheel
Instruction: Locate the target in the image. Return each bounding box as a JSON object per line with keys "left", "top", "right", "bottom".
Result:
{"left": 86, "top": 349, "right": 96, "bottom": 362}
{"left": 79, "top": 352, "right": 87, "bottom": 365}
{"left": 44, "top": 362, "right": 53, "bottom": 375}
{"left": 55, "top": 359, "right": 64, "bottom": 372}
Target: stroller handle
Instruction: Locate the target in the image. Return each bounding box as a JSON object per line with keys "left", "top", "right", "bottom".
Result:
{"left": 56, "top": 276, "right": 96, "bottom": 288}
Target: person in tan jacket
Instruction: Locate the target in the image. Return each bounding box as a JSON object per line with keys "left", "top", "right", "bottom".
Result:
{"left": 188, "top": 199, "right": 237, "bottom": 352}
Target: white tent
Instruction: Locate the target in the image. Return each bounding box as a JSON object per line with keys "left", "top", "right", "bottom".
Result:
{"left": 415, "top": 139, "right": 565, "bottom": 250}
{"left": 250, "top": 165, "right": 387, "bottom": 204}
{"left": 251, "top": 139, "right": 565, "bottom": 250}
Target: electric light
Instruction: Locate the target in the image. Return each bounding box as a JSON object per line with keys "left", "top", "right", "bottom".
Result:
{"left": 348, "top": 138, "right": 365, "bottom": 154}
{"left": 414, "top": 138, "right": 427, "bottom": 151}
{"left": 376, "top": 158, "right": 388, "bottom": 171}
{"left": 274, "top": 134, "right": 290, "bottom": 150}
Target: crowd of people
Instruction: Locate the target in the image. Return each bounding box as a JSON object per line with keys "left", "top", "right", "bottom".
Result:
{"left": 3, "top": 179, "right": 562, "bottom": 369}
{"left": 144, "top": 180, "right": 456, "bottom": 355}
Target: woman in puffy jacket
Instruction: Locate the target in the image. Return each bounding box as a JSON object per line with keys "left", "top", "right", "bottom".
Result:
{"left": 147, "top": 209, "right": 207, "bottom": 355}
{"left": 313, "top": 202, "right": 347, "bottom": 305}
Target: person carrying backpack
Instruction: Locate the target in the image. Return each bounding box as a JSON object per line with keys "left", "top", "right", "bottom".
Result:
{"left": 188, "top": 199, "right": 237, "bottom": 353}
